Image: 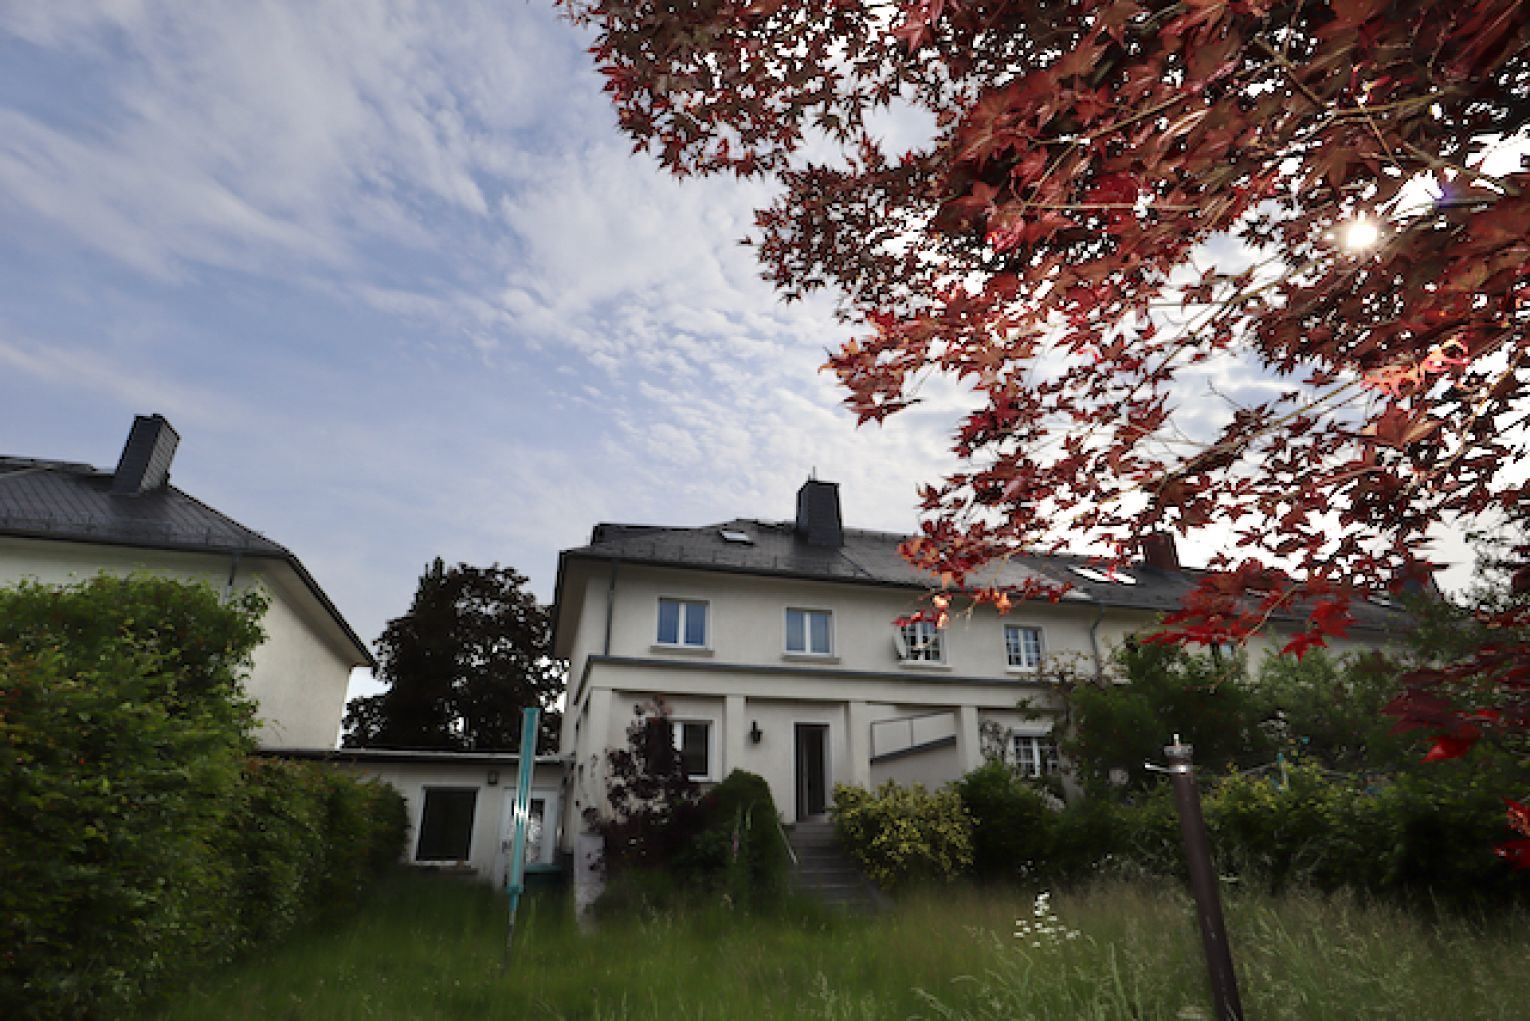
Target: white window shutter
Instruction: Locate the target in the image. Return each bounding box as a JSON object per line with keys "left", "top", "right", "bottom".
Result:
{"left": 893, "top": 627, "right": 908, "bottom": 660}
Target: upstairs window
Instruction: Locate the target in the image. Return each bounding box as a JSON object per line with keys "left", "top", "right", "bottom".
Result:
{"left": 657, "top": 598, "right": 708, "bottom": 648}
{"left": 1011, "top": 735, "right": 1060, "bottom": 778}
{"left": 896, "top": 619, "right": 944, "bottom": 663}
{"left": 1005, "top": 625, "right": 1044, "bottom": 670}
{"left": 785, "top": 608, "right": 833, "bottom": 655}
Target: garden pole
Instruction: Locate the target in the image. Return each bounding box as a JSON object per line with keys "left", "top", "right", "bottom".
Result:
{"left": 1157, "top": 737, "right": 1244, "bottom": 1021}
{"left": 503, "top": 707, "right": 540, "bottom": 974}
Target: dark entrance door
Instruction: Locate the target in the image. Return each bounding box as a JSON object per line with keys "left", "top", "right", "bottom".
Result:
{"left": 795, "top": 723, "right": 829, "bottom": 819}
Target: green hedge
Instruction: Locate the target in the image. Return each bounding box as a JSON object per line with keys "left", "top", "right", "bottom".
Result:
{"left": 832, "top": 758, "right": 1528, "bottom": 907}
{"left": 832, "top": 781, "right": 973, "bottom": 890}
{"left": 945, "top": 761, "right": 1530, "bottom": 906}
{"left": 0, "top": 576, "right": 406, "bottom": 1019}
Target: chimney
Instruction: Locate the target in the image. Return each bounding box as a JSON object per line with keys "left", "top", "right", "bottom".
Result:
{"left": 794, "top": 479, "right": 843, "bottom": 548}
{"left": 1140, "top": 531, "right": 1181, "bottom": 571}
{"left": 112, "top": 414, "right": 179, "bottom": 495}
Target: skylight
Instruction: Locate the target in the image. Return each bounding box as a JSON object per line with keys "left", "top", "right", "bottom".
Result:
{"left": 1071, "top": 565, "right": 1137, "bottom": 585}
{"left": 719, "top": 529, "right": 754, "bottom": 544}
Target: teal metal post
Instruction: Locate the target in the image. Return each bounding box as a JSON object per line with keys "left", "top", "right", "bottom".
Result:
{"left": 503, "top": 707, "right": 540, "bottom": 972}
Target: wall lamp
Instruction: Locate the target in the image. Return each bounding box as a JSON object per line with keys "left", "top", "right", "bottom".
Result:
{"left": 486, "top": 769, "right": 500, "bottom": 786}
{"left": 749, "top": 721, "right": 764, "bottom": 744}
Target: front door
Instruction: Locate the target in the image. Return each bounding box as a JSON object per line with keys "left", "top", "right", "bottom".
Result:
{"left": 795, "top": 723, "right": 829, "bottom": 820}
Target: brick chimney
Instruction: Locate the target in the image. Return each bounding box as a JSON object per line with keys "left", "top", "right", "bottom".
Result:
{"left": 112, "top": 414, "right": 179, "bottom": 495}
{"left": 795, "top": 479, "right": 843, "bottom": 548}
{"left": 1140, "top": 531, "right": 1181, "bottom": 571}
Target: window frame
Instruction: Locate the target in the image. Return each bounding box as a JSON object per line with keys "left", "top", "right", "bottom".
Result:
{"left": 784, "top": 607, "right": 834, "bottom": 657}
{"left": 1010, "top": 734, "right": 1060, "bottom": 779}
{"left": 897, "top": 619, "right": 946, "bottom": 664}
{"left": 656, "top": 597, "right": 710, "bottom": 649}
{"left": 414, "top": 786, "right": 479, "bottom": 864}
{"left": 1004, "top": 624, "right": 1045, "bottom": 671}
{"left": 670, "top": 718, "right": 715, "bottom": 782}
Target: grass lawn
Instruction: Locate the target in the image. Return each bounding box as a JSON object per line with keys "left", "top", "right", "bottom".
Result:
{"left": 141, "top": 872, "right": 1530, "bottom": 1020}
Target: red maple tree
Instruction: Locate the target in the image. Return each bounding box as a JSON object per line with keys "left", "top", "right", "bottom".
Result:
{"left": 560, "top": 1, "right": 1530, "bottom": 854}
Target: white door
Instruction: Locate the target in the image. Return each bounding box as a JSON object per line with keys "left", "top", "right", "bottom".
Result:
{"left": 494, "top": 789, "right": 559, "bottom": 887}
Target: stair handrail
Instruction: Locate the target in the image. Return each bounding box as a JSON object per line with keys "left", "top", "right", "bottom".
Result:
{"left": 776, "top": 814, "right": 799, "bottom": 867}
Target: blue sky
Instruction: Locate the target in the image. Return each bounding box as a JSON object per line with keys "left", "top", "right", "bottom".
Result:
{"left": 0, "top": 4, "right": 1484, "bottom": 707}
{"left": 0, "top": 2, "right": 968, "bottom": 699}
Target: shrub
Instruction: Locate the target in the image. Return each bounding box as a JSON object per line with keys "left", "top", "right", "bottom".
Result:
{"left": 832, "top": 781, "right": 973, "bottom": 891}
{"left": 0, "top": 576, "right": 405, "bottom": 1019}
{"left": 954, "top": 762, "right": 1057, "bottom": 882}
{"left": 688, "top": 770, "right": 791, "bottom": 908}
{"left": 597, "top": 769, "right": 790, "bottom": 915}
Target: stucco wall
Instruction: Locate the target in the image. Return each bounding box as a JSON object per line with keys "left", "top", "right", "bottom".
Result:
{"left": 871, "top": 742, "right": 961, "bottom": 788}
{"left": 0, "top": 536, "right": 358, "bottom": 749}
{"left": 329, "top": 758, "right": 565, "bottom": 884}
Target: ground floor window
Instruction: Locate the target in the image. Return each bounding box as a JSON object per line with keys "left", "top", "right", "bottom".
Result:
{"left": 416, "top": 787, "right": 477, "bottom": 862}
{"left": 1010, "top": 734, "right": 1060, "bottom": 778}
{"left": 672, "top": 719, "right": 712, "bottom": 781}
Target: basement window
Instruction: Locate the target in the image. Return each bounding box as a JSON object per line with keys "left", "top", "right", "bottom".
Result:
{"left": 415, "top": 788, "right": 477, "bottom": 863}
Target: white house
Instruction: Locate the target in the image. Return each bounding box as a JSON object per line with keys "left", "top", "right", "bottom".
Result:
{"left": 0, "top": 414, "right": 372, "bottom": 750}
{"left": 553, "top": 479, "right": 1409, "bottom": 853}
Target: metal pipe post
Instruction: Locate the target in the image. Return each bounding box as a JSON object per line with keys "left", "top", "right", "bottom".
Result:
{"left": 1162, "top": 739, "right": 1244, "bottom": 1021}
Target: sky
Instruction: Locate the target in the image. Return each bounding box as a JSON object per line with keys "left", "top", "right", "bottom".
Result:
{"left": 0, "top": 3, "right": 1485, "bottom": 709}
{"left": 0, "top": 1, "right": 974, "bottom": 704}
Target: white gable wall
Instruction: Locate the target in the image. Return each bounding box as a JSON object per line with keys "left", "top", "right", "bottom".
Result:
{"left": 0, "top": 536, "right": 359, "bottom": 749}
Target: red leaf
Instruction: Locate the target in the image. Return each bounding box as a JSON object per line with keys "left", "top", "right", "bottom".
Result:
{"left": 1495, "top": 839, "right": 1530, "bottom": 870}
{"left": 1508, "top": 799, "right": 1530, "bottom": 838}
{"left": 1280, "top": 631, "right": 1324, "bottom": 661}
{"left": 1423, "top": 726, "right": 1481, "bottom": 762}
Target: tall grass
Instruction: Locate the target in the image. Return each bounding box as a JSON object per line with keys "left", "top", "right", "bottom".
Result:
{"left": 142, "top": 873, "right": 1530, "bottom": 1021}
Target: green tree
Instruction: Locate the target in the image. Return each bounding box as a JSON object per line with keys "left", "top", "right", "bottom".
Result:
{"left": 1249, "top": 648, "right": 1414, "bottom": 773}
{"left": 342, "top": 559, "right": 562, "bottom": 751}
{"left": 1063, "top": 643, "right": 1267, "bottom": 792}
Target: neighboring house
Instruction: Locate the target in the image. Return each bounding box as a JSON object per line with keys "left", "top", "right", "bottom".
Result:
{"left": 553, "top": 479, "right": 1409, "bottom": 851}
{"left": 0, "top": 414, "right": 372, "bottom": 749}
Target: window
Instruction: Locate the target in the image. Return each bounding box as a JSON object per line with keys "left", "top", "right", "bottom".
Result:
{"left": 1011, "top": 735, "right": 1060, "bottom": 778}
{"left": 415, "top": 788, "right": 477, "bottom": 862}
{"left": 672, "top": 720, "right": 712, "bottom": 780}
{"left": 1005, "top": 625, "right": 1044, "bottom": 670}
{"left": 785, "top": 608, "right": 833, "bottom": 655}
{"left": 897, "top": 619, "right": 944, "bottom": 663}
{"left": 657, "top": 597, "right": 708, "bottom": 647}
{"left": 1071, "top": 565, "right": 1137, "bottom": 585}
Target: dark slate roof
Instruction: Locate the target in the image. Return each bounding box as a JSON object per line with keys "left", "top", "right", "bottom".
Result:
{"left": 563, "top": 518, "right": 1411, "bottom": 634}
{"left": 0, "top": 455, "right": 373, "bottom": 665}
{"left": 0, "top": 457, "right": 289, "bottom": 555}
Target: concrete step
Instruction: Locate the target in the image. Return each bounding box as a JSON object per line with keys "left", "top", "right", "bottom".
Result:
{"left": 785, "top": 820, "right": 885, "bottom": 914}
